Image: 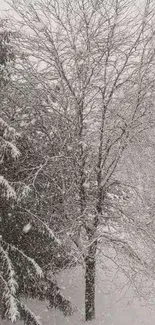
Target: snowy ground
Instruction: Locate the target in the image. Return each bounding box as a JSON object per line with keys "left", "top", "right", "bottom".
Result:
{"left": 2, "top": 260, "right": 155, "bottom": 325}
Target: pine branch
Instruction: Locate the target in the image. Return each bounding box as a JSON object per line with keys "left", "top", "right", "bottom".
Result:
{"left": 1, "top": 238, "right": 43, "bottom": 278}
{"left": 19, "top": 302, "right": 42, "bottom": 325}
{"left": 0, "top": 245, "right": 19, "bottom": 322}
{"left": 21, "top": 208, "right": 61, "bottom": 245}
{"left": 0, "top": 175, "right": 16, "bottom": 200}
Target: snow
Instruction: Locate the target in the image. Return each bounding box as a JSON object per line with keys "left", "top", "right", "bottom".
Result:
{"left": 25, "top": 256, "right": 43, "bottom": 278}
{"left": 2, "top": 262, "right": 155, "bottom": 325}
{"left": 0, "top": 176, "right": 16, "bottom": 200}
{"left": 6, "top": 295, "right": 19, "bottom": 323}
{"left": 4, "top": 141, "right": 20, "bottom": 159}
{"left": 0, "top": 246, "right": 19, "bottom": 322}
{"left": 23, "top": 223, "right": 32, "bottom": 234}
{"left": 6, "top": 243, "right": 43, "bottom": 279}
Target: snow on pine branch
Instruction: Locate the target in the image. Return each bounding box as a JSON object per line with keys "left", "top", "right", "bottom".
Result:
{"left": 4, "top": 288, "right": 19, "bottom": 323}
{"left": 0, "top": 273, "right": 20, "bottom": 323}
{"left": 19, "top": 301, "right": 42, "bottom": 325}
{"left": 2, "top": 239, "right": 43, "bottom": 278}
{"left": 23, "top": 208, "right": 61, "bottom": 245}
{"left": 3, "top": 139, "right": 21, "bottom": 159}
{"left": 0, "top": 117, "right": 20, "bottom": 141}
{"left": 0, "top": 118, "right": 20, "bottom": 160}
{"left": 25, "top": 255, "right": 43, "bottom": 278}
{"left": 0, "top": 175, "right": 16, "bottom": 199}
{"left": 0, "top": 245, "right": 19, "bottom": 322}
{"left": 0, "top": 245, "right": 18, "bottom": 295}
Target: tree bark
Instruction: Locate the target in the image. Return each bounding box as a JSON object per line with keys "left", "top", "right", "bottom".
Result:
{"left": 85, "top": 239, "right": 97, "bottom": 321}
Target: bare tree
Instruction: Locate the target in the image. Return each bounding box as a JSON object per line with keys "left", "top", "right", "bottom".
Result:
{"left": 5, "top": 0, "right": 155, "bottom": 321}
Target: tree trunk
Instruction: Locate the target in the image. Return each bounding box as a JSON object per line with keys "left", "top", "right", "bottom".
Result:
{"left": 85, "top": 240, "right": 97, "bottom": 321}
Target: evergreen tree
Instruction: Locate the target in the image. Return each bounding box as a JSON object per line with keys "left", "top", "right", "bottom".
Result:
{"left": 0, "top": 24, "right": 74, "bottom": 325}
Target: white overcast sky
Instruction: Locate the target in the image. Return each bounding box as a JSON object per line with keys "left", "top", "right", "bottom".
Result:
{"left": 0, "top": 0, "right": 9, "bottom": 9}
{"left": 0, "top": 0, "right": 145, "bottom": 16}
